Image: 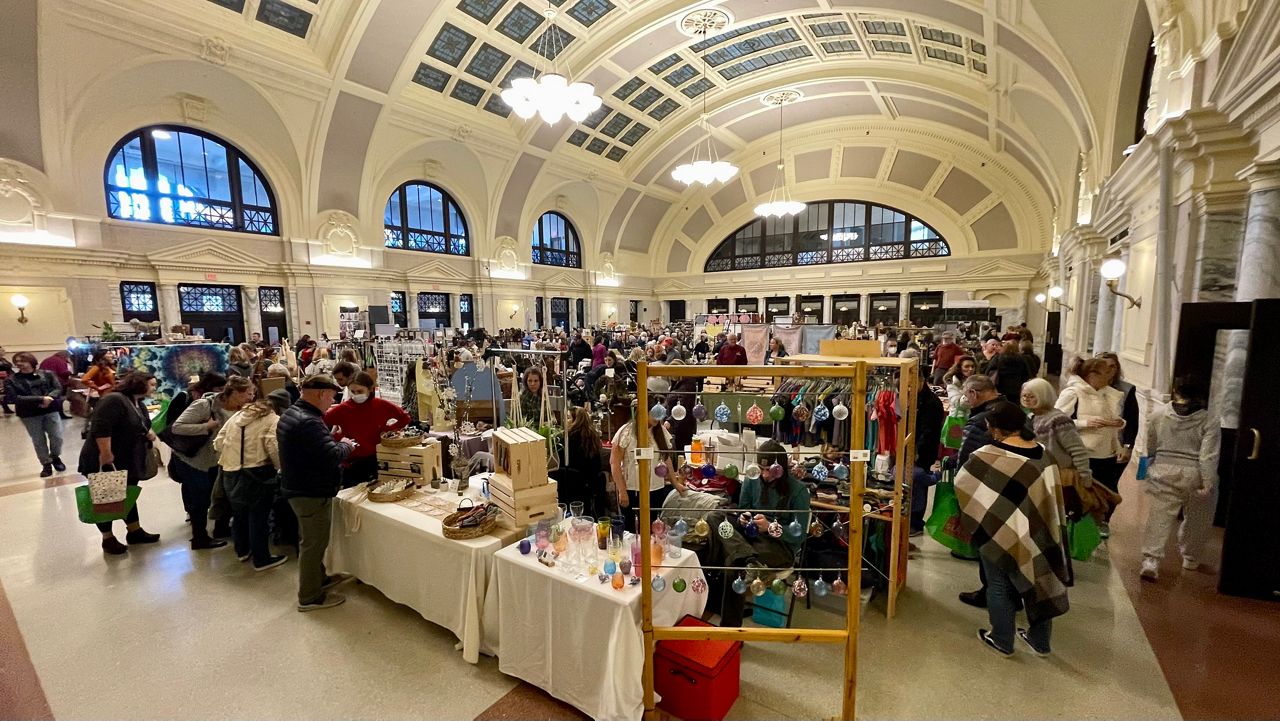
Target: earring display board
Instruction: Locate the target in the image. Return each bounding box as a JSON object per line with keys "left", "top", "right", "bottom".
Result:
{"left": 636, "top": 361, "right": 871, "bottom": 721}
{"left": 372, "top": 339, "right": 431, "bottom": 405}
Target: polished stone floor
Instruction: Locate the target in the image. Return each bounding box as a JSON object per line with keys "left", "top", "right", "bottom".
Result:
{"left": 0, "top": 412, "right": 1270, "bottom": 719}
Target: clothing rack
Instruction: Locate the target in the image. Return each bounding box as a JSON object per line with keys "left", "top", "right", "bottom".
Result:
{"left": 775, "top": 353, "right": 919, "bottom": 618}
{"left": 637, "top": 361, "right": 868, "bottom": 721}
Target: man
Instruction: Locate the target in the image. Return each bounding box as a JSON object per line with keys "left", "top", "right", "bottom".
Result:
{"left": 931, "top": 332, "right": 963, "bottom": 386}
{"left": 976, "top": 338, "right": 1001, "bottom": 375}
{"left": 715, "top": 333, "right": 748, "bottom": 366}
{"left": 279, "top": 374, "right": 356, "bottom": 611}
{"left": 568, "top": 332, "right": 591, "bottom": 369}
{"left": 250, "top": 331, "right": 270, "bottom": 349}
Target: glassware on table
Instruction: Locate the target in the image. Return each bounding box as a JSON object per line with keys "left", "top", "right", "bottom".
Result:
{"left": 650, "top": 535, "right": 666, "bottom": 567}
{"left": 569, "top": 501, "right": 585, "bottom": 518}
{"left": 691, "top": 437, "right": 703, "bottom": 465}
{"left": 629, "top": 533, "right": 641, "bottom": 571}
{"left": 666, "top": 534, "right": 683, "bottom": 559}
{"left": 557, "top": 503, "right": 568, "bottom": 523}
{"left": 552, "top": 524, "right": 569, "bottom": 555}
{"left": 611, "top": 570, "right": 625, "bottom": 590}
{"left": 571, "top": 516, "right": 596, "bottom": 569}
{"left": 607, "top": 535, "right": 623, "bottom": 563}
{"left": 535, "top": 520, "right": 551, "bottom": 552}
{"left": 596, "top": 516, "right": 611, "bottom": 550}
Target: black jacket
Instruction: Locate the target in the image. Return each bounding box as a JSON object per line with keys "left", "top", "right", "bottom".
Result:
{"left": 915, "top": 388, "right": 945, "bottom": 469}
{"left": 958, "top": 396, "right": 1032, "bottom": 468}
{"left": 5, "top": 369, "right": 62, "bottom": 417}
{"left": 78, "top": 392, "right": 150, "bottom": 481}
{"left": 987, "top": 352, "right": 1030, "bottom": 403}
{"left": 277, "top": 400, "right": 351, "bottom": 498}
{"left": 568, "top": 339, "right": 592, "bottom": 368}
{"left": 664, "top": 377, "right": 699, "bottom": 450}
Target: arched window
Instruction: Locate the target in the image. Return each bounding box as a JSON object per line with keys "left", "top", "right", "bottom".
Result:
{"left": 105, "top": 126, "right": 277, "bottom": 235}
{"left": 703, "top": 200, "right": 950, "bottom": 272}
{"left": 530, "top": 211, "right": 581, "bottom": 268}
{"left": 383, "top": 181, "right": 470, "bottom": 256}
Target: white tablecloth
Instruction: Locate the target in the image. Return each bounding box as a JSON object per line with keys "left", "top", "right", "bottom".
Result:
{"left": 327, "top": 487, "right": 507, "bottom": 663}
{"left": 489, "top": 539, "right": 706, "bottom": 720}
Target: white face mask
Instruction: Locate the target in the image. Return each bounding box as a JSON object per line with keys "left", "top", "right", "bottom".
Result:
{"left": 351, "top": 393, "right": 370, "bottom": 404}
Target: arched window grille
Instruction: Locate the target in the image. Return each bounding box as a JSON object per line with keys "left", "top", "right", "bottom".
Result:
{"left": 384, "top": 181, "right": 470, "bottom": 256}
{"left": 531, "top": 211, "right": 582, "bottom": 268}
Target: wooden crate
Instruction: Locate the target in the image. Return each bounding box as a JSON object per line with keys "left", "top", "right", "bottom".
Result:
{"left": 492, "top": 499, "right": 559, "bottom": 529}
{"left": 492, "top": 426, "right": 547, "bottom": 490}
{"left": 376, "top": 440, "right": 443, "bottom": 483}
{"left": 489, "top": 474, "right": 556, "bottom": 506}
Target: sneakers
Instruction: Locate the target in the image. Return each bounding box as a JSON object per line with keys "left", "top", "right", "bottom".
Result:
{"left": 40, "top": 464, "right": 53, "bottom": 478}
{"left": 959, "top": 589, "right": 988, "bottom": 608}
{"left": 1098, "top": 521, "right": 1111, "bottom": 539}
{"left": 51, "top": 456, "right": 66, "bottom": 472}
{"left": 1181, "top": 557, "right": 1199, "bottom": 571}
{"left": 191, "top": 538, "right": 228, "bottom": 550}
{"left": 102, "top": 537, "right": 128, "bottom": 555}
{"left": 977, "top": 629, "right": 1013, "bottom": 657}
{"left": 237, "top": 553, "right": 251, "bottom": 563}
{"left": 298, "top": 593, "right": 346, "bottom": 612}
{"left": 125, "top": 528, "right": 160, "bottom": 545}
{"left": 321, "top": 573, "right": 354, "bottom": 591}
{"left": 1140, "top": 557, "right": 1159, "bottom": 582}
{"left": 909, "top": 528, "right": 925, "bottom": 538}
{"left": 254, "top": 555, "right": 288, "bottom": 572}
{"left": 1017, "top": 629, "right": 1050, "bottom": 657}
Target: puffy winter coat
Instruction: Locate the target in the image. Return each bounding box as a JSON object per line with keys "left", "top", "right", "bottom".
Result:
{"left": 1054, "top": 379, "right": 1125, "bottom": 459}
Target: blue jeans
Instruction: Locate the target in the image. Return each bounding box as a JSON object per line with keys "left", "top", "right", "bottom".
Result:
{"left": 981, "top": 556, "right": 1051, "bottom": 653}
{"left": 910, "top": 466, "right": 938, "bottom": 533}
{"left": 20, "top": 413, "right": 63, "bottom": 465}
{"left": 232, "top": 499, "right": 273, "bottom": 566}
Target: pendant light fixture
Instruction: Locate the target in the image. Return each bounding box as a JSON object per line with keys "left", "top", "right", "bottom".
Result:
{"left": 672, "top": 28, "right": 739, "bottom": 187}
{"left": 500, "top": 3, "right": 602, "bottom": 124}
{"left": 754, "top": 89, "right": 806, "bottom": 218}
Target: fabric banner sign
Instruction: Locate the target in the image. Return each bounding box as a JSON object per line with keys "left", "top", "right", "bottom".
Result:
{"left": 801, "top": 325, "right": 837, "bottom": 354}
{"left": 121, "top": 343, "right": 229, "bottom": 398}
{"left": 741, "top": 324, "right": 769, "bottom": 365}
{"left": 770, "top": 325, "right": 802, "bottom": 358}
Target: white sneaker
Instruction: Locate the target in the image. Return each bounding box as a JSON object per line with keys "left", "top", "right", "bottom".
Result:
{"left": 1181, "top": 557, "right": 1198, "bottom": 571}
{"left": 1140, "top": 558, "right": 1159, "bottom": 582}
{"left": 297, "top": 593, "right": 346, "bottom": 612}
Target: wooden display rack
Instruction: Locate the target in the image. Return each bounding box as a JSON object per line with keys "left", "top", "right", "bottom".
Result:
{"left": 636, "top": 361, "right": 872, "bottom": 721}
{"left": 776, "top": 353, "right": 919, "bottom": 619}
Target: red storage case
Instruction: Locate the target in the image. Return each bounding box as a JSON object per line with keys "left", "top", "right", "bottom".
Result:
{"left": 654, "top": 615, "right": 742, "bottom": 721}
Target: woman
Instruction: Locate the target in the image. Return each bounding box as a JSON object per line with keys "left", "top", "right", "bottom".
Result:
{"left": 625, "top": 346, "right": 644, "bottom": 377}
{"left": 78, "top": 371, "right": 162, "bottom": 555}
{"left": 166, "top": 372, "right": 226, "bottom": 437}
{"left": 986, "top": 341, "right": 1031, "bottom": 403}
{"left": 702, "top": 440, "right": 811, "bottom": 627}
{"left": 955, "top": 400, "right": 1068, "bottom": 657}
{"left": 171, "top": 376, "right": 256, "bottom": 549}
{"left": 763, "top": 338, "right": 788, "bottom": 365}
{"left": 267, "top": 363, "right": 300, "bottom": 404}
{"left": 591, "top": 336, "right": 607, "bottom": 369}
{"left": 693, "top": 333, "right": 711, "bottom": 360}
{"left": 6, "top": 352, "right": 65, "bottom": 477}
{"left": 610, "top": 409, "right": 674, "bottom": 532}
{"left": 305, "top": 347, "right": 334, "bottom": 376}
{"left": 0, "top": 347, "right": 12, "bottom": 415}
{"left": 251, "top": 346, "right": 279, "bottom": 379}
{"left": 943, "top": 355, "right": 978, "bottom": 410}
{"left": 299, "top": 339, "right": 318, "bottom": 368}
{"left": 1094, "top": 352, "right": 1139, "bottom": 466}
{"left": 1021, "top": 379, "right": 1094, "bottom": 488}
{"left": 215, "top": 394, "right": 287, "bottom": 570}
{"left": 552, "top": 407, "right": 606, "bottom": 517}
{"left": 226, "top": 346, "right": 253, "bottom": 378}
{"left": 323, "top": 371, "right": 410, "bottom": 487}
{"left": 518, "top": 366, "right": 548, "bottom": 426}
{"left": 1020, "top": 340, "right": 1042, "bottom": 378}
{"left": 81, "top": 350, "right": 118, "bottom": 397}
{"left": 1055, "top": 357, "right": 1126, "bottom": 536}
{"left": 39, "top": 350, "right": 74, "bottom": 418}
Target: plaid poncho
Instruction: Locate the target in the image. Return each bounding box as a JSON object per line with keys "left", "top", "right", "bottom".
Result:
{"left": 955, "top": 443, "right": 1070, "bottom": 620}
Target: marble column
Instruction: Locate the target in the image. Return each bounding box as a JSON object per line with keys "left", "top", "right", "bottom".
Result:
{"left": 407, "top": 292, "right": 421, "bottom": 330}
{"left": 243, "top": 286, "right": 263, "bottom": 340}
{"left": 157, "top": 283, "right": 180, "bottom": 331}
{"left": 1189, "top": 200, "right": 1245, "bottom": 424}
{"left": 286, "top": 287, "right": 302, "bottom": 342}
{"left": 1092, "top": 274, "right": 1116, "bottom": 353}
{"left": 1222, "top": 167, "right": 1280, "bottom": 428}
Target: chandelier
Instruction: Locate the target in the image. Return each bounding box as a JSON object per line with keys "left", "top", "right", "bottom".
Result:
{"left": 754, "top": 90, "right": 806, "bottom": 218}
{"left": 500, "top": 4, "right": 602, "bottom": 124}
{"left": 672, "top": 29, "right": 738, "bottom": 187}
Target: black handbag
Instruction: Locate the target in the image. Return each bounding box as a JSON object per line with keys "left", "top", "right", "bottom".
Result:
{"left": 159, "top": 397, "right": 213, "bottom": 457}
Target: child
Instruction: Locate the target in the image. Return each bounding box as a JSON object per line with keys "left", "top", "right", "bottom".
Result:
{"left": 1139, "top": 377, "right": 1219, "bottom": 581}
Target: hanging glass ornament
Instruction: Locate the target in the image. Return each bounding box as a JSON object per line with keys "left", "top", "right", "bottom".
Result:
{"left": 768, "top": 403, "right": 786, "bottom": 422}
{"left": 691, "top": 577, "right": 707, "bottom": 594}
{"left": 701, "top": 462, "right": 717, "bottom": 479}
{"left": 768, "top": 463, "right": 784, "bottom": 481}
{"left": 832, "top": 462, "right": 850, "bottom": 480}
{"left": 744, "top": 463, "right": 762, "bottom": 480}
{"left": 732, "top": 574, "right": 748, "bottom": 595}
{"left": 713, "top": 402, "right": 731, "bottom": 423}
{"left": 813, "top": 577, "right": 830, "bottom": 597}
{"left": 650, "top": 403, "right": 667, "bottom": 422}
{"left": 809, "top": 518, "right": 825, "bottom": 537}
{"left": 812, "top": 403, "right": 830, "bottom": 422}
{"left": 786, "top": 519, "right": 804, "bottom": 539}
{"left": 750, "top": 577, "right": 767, "bottom": 596}
{"left": 793, "top": 404, "right": 811, "bottom": 423}
{"left": 652, "top": 518, "right": 666, "bottom": 536}
{"left": 767, "top": 519, "right": 783, "bottom": 538}
{"left": 694, "top": 518, "right": 710, "bottom": 536}
{"left": 792, "top": 576, "right": 809, "bottom": 598}
{"left": 673, "top": 577, "right": 687, "bottom": 593}
{"left": 673, "top": 518, "right": 689, "bottom": 537}
{"left": 670, "top": 401, "right": 687, "bottom": 421}
{"left": 655, "top": 462, "right": 669, "bottom": 478}
{"left": 770, "top": 578, "right": 787, "bottom": 595}
{"left": 832, "top": 520, "right": 849, "bottom": 542}
{"left": 518, "top": 538, "right": 532, "bottom": 555}
{"left": 652, "top": 575, "right": 666, "bottom": 592}
{"left": 832, "top": 402, "right": 850, "bottom": 421}
{"left": 604, "top": 560, "right": 617, "bottom": 575}
{"left": 718, "top": 519, "right": 735, "bottom": 539}
{"left": 810, "top": 463, "right": 829, "bottom": 481}
{"left": 832, "top": 576, "right": 848, "bottom": 596}
{"left": 743, "top": 521, "right": 758, "bottom": 539}
{"left": 745, "top": 402, "right": 765, "bottom": 425}
{"left": 692, "top": 398, "right": 708, "bottom": 421}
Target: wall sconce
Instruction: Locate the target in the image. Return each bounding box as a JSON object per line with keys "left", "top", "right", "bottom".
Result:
{"left": 1100, "top": 258, "right": 1142, "bottom": 309}
{"left": 1034, "top": 292, "right": 1047, "bottom": 304}
{"left": 11, "top": 294, "right": 29, "bottom": 324}
{"left": 509, "top": 303, "right": 519, "bottom": 319}
{"left": 1046, "top": 286, "right": 1074, "bottom": 312}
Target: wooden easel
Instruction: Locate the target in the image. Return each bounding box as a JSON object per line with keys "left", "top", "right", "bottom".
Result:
{"left": 636, "top": 362, "right": 869, "bottom": 720}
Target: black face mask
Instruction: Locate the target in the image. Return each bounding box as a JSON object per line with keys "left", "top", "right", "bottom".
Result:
{"left": 1173, "top": 398, "right": 1205, "bottom": 415}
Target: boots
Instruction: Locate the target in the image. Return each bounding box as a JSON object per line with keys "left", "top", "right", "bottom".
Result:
{"left": 102, "top": 537, "right": 128, "bottom": 555}
{"left": 125, "top": 528, "right": 160, "bottom": 545}
{"left": 51, "top": 456, "right": 66, "bottom": 472}
{"left": 40, "top": 464, "right": 53, "bottom": 478}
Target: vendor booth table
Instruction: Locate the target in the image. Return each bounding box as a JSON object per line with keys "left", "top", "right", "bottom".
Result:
{"left": 488, "top": 539, "right": 707, "bottom": 720}
{"left": 327, "top": 486, "right": 518, "bottom": 663}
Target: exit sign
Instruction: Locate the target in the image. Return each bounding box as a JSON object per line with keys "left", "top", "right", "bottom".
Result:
{"left": 205, "top": 273, "right": 217, "bottom": 281}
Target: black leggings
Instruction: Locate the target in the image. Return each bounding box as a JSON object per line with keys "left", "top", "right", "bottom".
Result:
{"left": 97, "top": 480, "right": 140, "bottom": 532}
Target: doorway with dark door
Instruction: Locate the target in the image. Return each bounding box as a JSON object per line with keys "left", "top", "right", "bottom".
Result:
{"left": 258, "top": 286, "right": 288, "bottom": 345}
{"left": 550, "top": 297, "right": 570, "bottom": 330}
{"left": 667, "top": 300, "right": 686, "bottom": 321}
{"left": 629, "top": 300, "right": 640, "bottom": 323}
{"left": 179, "top": 284, "right": 245, "bottom": 343}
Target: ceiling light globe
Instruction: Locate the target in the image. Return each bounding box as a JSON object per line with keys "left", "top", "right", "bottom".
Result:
{"left": 1100, "top": 258, "right": 1127, "bottom": 280}
{"left": 566, "top": 105, "right": 590, "bottom": 123}
{"left": 1034, "top": 293, "right": 1047, "bottom": 304}
{"left": 1048, "top": 286, "right": 1064, "bottom": 299}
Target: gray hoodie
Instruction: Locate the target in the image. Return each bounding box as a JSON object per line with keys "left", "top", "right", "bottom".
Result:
{"left": 1146, "top": 403, "right": 1219, "bottom": 490}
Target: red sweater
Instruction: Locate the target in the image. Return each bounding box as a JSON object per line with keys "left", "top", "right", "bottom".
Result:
{"left": 933, "top": 342, "right": 963, "bottom": 373}
{"left": 716, "top": 343, "right": 747, "bottom": 365}
{"left": 323, "top": 398, "right": 410, "bottom": 460}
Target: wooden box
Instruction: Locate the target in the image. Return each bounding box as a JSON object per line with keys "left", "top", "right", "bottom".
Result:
{"left": 376, "top": 439, "right": 443, "bottom": 483}
{"left": 492, "top": 426, "right": 548, "bottom": 490}
{"left": 489, "top": 474, "right": 557, "bottom": 507}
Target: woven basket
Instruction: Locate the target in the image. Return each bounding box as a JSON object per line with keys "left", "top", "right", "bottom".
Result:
{"left": 380, "top": 433, "right": 425, "bottom": 449}
{"left": 443, "top": 498, "right": 497, "bottom": 540}
{"left": 368, "top": 482, "right": 416, "bottom": 503}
